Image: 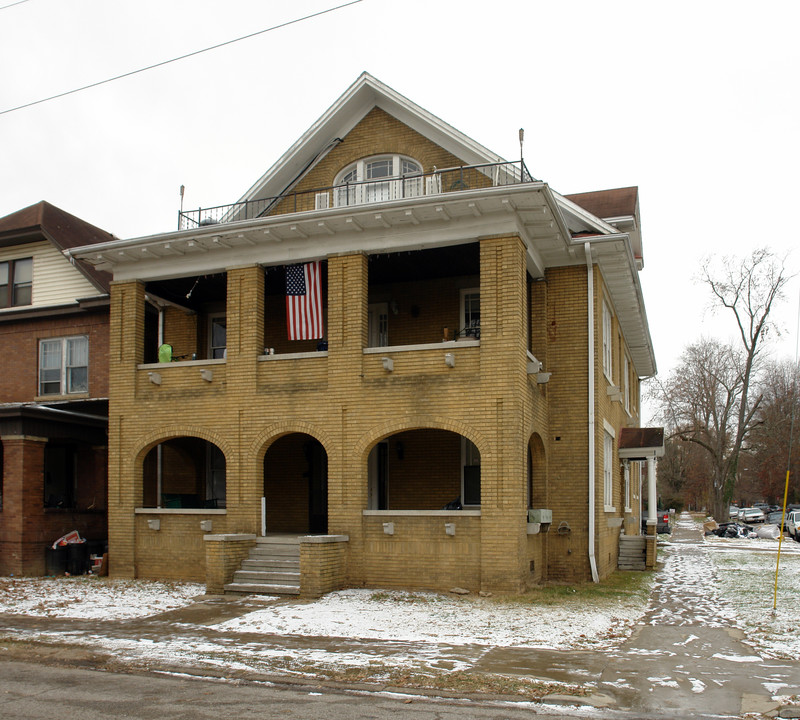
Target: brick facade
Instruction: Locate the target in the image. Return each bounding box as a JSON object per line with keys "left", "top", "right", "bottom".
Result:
{"left": 77, "top": 85, "right": 652, "bottom": 592}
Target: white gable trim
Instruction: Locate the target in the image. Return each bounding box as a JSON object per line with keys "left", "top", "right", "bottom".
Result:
{"left": 237, "top": 73, "right": 508, "bottom": 206}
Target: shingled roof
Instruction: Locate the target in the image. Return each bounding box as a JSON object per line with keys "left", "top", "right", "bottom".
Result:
{"left": 0, "top": 201, "right": 113, "bottom": 293}
{"left": 565, "top": 186, "right": 638, "bottom": 220}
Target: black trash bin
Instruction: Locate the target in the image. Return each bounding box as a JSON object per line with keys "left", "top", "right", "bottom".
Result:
{"left": 45, "top": 546, "right": 68, "bottom": 575}
{"left": 66, "top": 542, "right": 89, "bottom": 575}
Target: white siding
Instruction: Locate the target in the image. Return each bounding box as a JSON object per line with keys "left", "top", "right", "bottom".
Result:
{"left": 0, "top": 241, "right": 99, "bottom": 310}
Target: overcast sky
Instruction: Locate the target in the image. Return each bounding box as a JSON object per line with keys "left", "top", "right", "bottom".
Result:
{"left": 2, "top": 0, "right": 798, "bottom": 418}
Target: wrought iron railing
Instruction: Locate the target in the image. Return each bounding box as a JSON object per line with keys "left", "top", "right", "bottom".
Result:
{"left": 178, "top": 160, "right": 534, "bottom": 230}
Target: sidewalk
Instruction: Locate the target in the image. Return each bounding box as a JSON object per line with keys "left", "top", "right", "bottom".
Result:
{"left": 2, "top": 517, "right": 799, "bottom": 718}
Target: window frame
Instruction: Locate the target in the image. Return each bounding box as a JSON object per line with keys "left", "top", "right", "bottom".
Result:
{"left": 208, "top": 313, "right": 227, "bottom": 360}
{"left": 603, "top": 420, "right": 615, "bottom": 512}
{"left": 602, "top": 299, "right": 613, "bottom": 381}
{"left": 334, "top": 155, "right": 423, "bottom": 207}
{"left": 38, "top": 335, "right": 89, "bottom": 396}
{"left": 623, "top": 353, "right": 631, "bottom": 413}
{"left": 0, "top": 257, "right": 33, "bottom": 308}
{"left": 459, "top": 287, "right": 480, "bottom": 339}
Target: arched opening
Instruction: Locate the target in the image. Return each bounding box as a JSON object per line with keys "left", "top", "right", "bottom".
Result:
{"left": 142, "top": 437, "right": 226, "bottom": 509}
{"left": 528, "top": 433, "right": 546, "bottom": 508}
{"left": 263, "top": 433, "right": 328, "bottom": 534}
{"left": 367, "top": 429, "right": 480, "bottom": 510}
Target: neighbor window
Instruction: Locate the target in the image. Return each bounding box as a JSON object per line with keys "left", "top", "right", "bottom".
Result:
{"left": 39, "top": 336, "right": 88, "bottom": 395}
{"left": 602, "top": 300, "right": 613, "bottom": 380}
{"left": 0, "top": 257, "right": 33, "bottom": 308}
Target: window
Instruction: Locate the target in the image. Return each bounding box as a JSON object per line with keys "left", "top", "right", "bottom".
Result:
{"left": 0, "top": 257, "right": 32, "bottom": 308}
{"left": 39, "top": 336, "right": 88, "bottom": 396}
{"left": 603, "top": 423, "right": 615, "bottom": 510}
{"left": 209, "top": 315, "right": 226, "bottom": 359}
{"left": 368, "top": 303, "right": 389, "bottom": 347}
{"left": 335, "top": 155, "right": 423, "bottom": 206}
{"left": 462, "top": 438, "right": 481, "bottom": 506}
{"left": 602, "top": 300, "right": 612, "bottom": 380}
{"left": 623, "top": 354, "right": 631, "bottom": 413}
{"left": 624, "top": 461, "right": 631, "bottom": 511}
{"left": 459, "top": 288, "right": 480, "bottom": 338}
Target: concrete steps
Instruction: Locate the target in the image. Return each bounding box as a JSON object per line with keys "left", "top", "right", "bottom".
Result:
{"left": 618, "top": 535, "right": 646, "bottom": 570}
{"left": 224, "top": 536, "right": 301, "bottom": 596}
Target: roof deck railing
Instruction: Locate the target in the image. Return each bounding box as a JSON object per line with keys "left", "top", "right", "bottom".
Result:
{"left": 178, "top": 160, "right": 534, "bottom": 230}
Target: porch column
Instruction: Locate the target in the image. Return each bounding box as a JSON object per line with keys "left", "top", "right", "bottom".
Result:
{"left": 647, "top": 455, "right": 657, "bottom": 525}
{"left": 643, "top": 455, "right": 657, "bottom": 568}
{"left": 108, "top": 280, "right": 146, "bottom": 578}
{"left": 0, "top": 435, "right": 47, "bottom": 576}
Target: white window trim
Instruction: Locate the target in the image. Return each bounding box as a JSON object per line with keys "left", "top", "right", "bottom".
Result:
{"left": 603, "top": 420, "right": 615, "bottom": 512}
{"left": 38, "top": 335, "right": 89, "bottom": 396}
{"left": 208, "top": 313, "right": 226, "bottom": 360}
{"left": 623, "top": 461, "right": 632, "bottom": 513}
{"left": 334, "top": 155, "right": 423, "bottom": 207}
{"left": 623, "top": 354, "right": 631, "bottom": 414}
{"left": 602, "top": 300, "right": 613, "bottom": 382}
{"left": 458, "top": 287, "right": 480, "bottom": 340}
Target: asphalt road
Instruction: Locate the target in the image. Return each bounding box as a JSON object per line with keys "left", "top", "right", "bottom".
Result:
{"left": 0, "top": 660, "right": 594, "bottom": 720}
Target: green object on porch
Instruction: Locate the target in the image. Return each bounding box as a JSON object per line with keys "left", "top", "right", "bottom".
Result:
{"left": 158, "top": 344, "right": 173, "bottom": 363}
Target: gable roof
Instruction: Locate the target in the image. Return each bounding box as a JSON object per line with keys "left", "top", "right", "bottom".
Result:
{"left": 0, "top": 201, "right": 113, "bottom": 293}
{"left": 238, "top": 72, "right": 509, "bottom": 205}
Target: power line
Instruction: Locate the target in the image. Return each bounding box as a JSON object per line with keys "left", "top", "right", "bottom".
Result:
{"left": 0, "top": 0, "right": 32, "bottom": 10}
{"left": 0, "top": 0, "right": 362, "bottom": 116}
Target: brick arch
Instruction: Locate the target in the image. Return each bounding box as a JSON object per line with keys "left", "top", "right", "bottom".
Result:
{"left": 354, "top": 415, "right": 491, "bottom": 465}
{"left": 528, "top": 431, "right": 547, "bottom": 509}
{"left": 248, "top": 420, "right": 333, "bottom": 465}
{"left": 131, "top": 424, "right": 233, "bottom": 467}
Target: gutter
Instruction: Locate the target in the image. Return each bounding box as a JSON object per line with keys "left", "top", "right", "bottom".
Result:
{"left": 585, "top": 241, "right": 599, "bottom": 583}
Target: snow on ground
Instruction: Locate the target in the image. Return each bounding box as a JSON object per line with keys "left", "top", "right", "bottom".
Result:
{"left": 215, "top": 587, "right": 641, "bottom": 649}
{"left": 0, "top": 576, "right": 203, "bottom": 620}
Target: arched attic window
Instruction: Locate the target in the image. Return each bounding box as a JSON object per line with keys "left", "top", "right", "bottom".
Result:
{"left": 332, "top": 155, "right": 424, "bottom": 207}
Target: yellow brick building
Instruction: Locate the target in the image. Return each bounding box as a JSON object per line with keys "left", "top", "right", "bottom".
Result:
{"left": 69, "top": 73, "right": 659, "bottom": 595}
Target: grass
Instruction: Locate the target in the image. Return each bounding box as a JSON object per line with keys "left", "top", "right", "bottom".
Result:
{"left": 492, "top": 568, "right": 654, "bottom": 608}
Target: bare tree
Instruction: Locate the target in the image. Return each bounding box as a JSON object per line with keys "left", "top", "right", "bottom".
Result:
{"left": 701, "top": 248, "right": 791, "bottom": 515}
{"left": 649, "top": 249, "right": 790, "bottom": 520}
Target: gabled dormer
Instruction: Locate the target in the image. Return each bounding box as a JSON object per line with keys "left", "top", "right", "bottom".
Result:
{"left": 0, "top": 201, "right": 112, "bottom": 315}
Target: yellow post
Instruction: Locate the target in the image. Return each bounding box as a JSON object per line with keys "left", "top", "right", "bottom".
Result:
{"left": 772, "top": 469, "right": 791, "bottom": 612}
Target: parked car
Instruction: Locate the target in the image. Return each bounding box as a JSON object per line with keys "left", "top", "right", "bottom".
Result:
{"left": 786, "top": 510, "right": 800, "bottom": 540}
{"left": 641, "top": 510, "right": 671, "bottom": 534}
{"left": 738, "top": 507, "right": 766, "bottom": 524}
{"left": 765, "top": 510, "right": 788, "bottom": 530}
{"left": 729, "top": 505, "right": 739, "bottom": 519}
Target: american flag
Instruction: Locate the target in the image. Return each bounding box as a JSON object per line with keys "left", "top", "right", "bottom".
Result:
{"left": 285, "top": 261, "right": 324, "bottom": 340}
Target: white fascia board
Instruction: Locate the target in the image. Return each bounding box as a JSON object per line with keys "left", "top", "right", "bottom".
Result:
{"left": 586, "top": 235, "right": 656, "bottom": 377}
{"left": 552, "top": 191, "right": 620, "bottom": 235}
{"left": 99, "top": 213, "right": 526, "bottom": 284}
{"left": 236, "top": 73, "right": 506, "bottom": 204}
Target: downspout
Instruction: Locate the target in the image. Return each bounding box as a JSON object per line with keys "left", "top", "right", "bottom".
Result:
{"left": 156, "top": 306, "right": 164, "bottom": 508}
{"left": 585, "top": 242, "right": 599, "bottom": 583}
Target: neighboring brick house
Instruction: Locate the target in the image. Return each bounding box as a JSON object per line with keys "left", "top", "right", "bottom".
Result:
{"left": 68, "top": 73, "right": 660, "bottom": 594}
{"left": 0, "top": 202, "right": 112, "bottom": 575}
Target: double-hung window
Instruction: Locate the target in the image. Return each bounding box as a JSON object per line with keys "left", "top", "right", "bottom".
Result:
{"left": 603, "top": 421, "right": 615, "bottom": 511}
{"left": 602, "top": 300, "right": 613, "bottom": 380}
{"left": 0, "top": 257, "right": 33, "bottom": 308}
{"left": 39, "top": 336, "right": 88, "bottom": 395}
